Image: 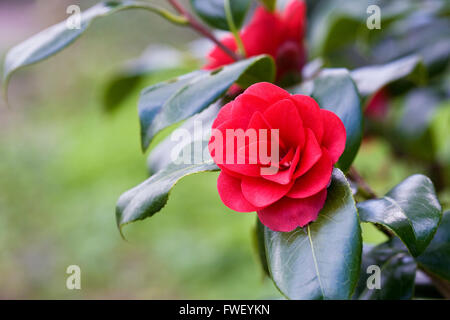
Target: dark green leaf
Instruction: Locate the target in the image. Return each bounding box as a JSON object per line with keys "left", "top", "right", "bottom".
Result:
{"left": 311, "top": 69, "right": 363, "bottom": 172}
{"left": 2, "top": 0, "right": 187, "bottom": 100}
{"left": 103, "top": 44, "right": 185, "bottom": 112}
{"left": 417, "top": 210, "right": 450, "bottom": 281}
{"left": 254, "top": 218, "right": 270, "bottom": 277}
{"left": 353, "top": 239, "right": 416, "bottom": 300}
{"left": 190, "top": 0, "right": 251, "bottom": 31}
{"left": 147, "top": 101, "right": 220, "bottom": 173}
{"left": 116, "top": 141, "right": 218, "bottom": 234}
{"left": 358, "top": 174, "right": 442, "bottom": 257}
{"left": 264, "top": 169, "right": 362, "bottom": 299}
{"left": 351, "top": 55, "right": 425, "bottom": 97}
{"left": 139, "top": 55, "right": 275, "bottom": 151}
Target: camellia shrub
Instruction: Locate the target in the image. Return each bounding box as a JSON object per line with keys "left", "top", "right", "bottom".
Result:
{"left": 3, "top": 0, "right": 449, "bottom": 299}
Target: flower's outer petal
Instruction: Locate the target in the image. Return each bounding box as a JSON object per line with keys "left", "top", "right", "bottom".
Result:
{"left": 244, "top": 82, "right": 290, "bottom": 105}
{"left": 204, "top": 36, "right": 237, "bottom": 70}
{"left": 241, "top": 6, "right": 282, "bottom": 57}
{"left": 282, "top": 0, "right": 307, "bottom": 41}
{"left": 287, "top": 148, "right": 333, "bottom": 199}
{"left": 217, "top": 171, "right": 260, "bottom": 212}
{"left": 211, "top": 101, "right": 233, "bottom": 129}
{"left": 290, "top": 95, "right": 324, "bottom": 143}
{"left": 241, "top": 176, "right": 293, "bottom": 207}
{"left": 294, "top": 128, "right": 322, "bottom": 178}
{"left": 263, "top": 99, "right": 305, "bottom": 148}
{"left": 320, "top": 109, "right": 347, "bottom": 163}
{"left": 262, "top": 146, "right": 301, "bottom": 185}
{"left": 257, "top": 189, "right": 327, "bottom": 232}
{"left": 231, "top": 94, "right": 270, "bottom": 126}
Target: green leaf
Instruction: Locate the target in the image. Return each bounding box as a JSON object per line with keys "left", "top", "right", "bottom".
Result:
{"left": 2, "top": 0, "right": 187, "bottom": 100}
{"left": 264, "top": 169, "right": 362, "bottom": 300}
{"left": 417, "top": 210, "right": 450, "bottom": 281}
{"left": 351, "top": 55, "right": 426, "bottom": 97}
{"left": 116, "top": 140, "right": 218, "bottom": 234}
{"left": 254, "top": 218, "right": 270, "bottom": 277}
{"left": 353, "top": 239, "right": 416, "bottom": 300}
{"left": 259, "top": 0, "right": 277, "bottom": 11}
{"left": 147, "top": 101, "right": 220, "bottom": 173}
{"left": 190, "top": 0, "right": 251, "bottom": 31}
{"left": 103, "top": 44, "right": 185, "bottom": 112}
{"left": 358, "top": 174, "right": 442, "bottom": 257}
{"left": 139, "top": 55, "right": 275, "bottom": 151}
{"left": 311, "top": 69, "right": 363, "bottom": 172}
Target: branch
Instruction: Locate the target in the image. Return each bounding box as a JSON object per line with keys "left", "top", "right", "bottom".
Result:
{"left": 167, "top": 0, "right": 241, "bottom": 62}
{"left": 348, "top": 166, "right": 393, "bottom": 238}
{"left": 420, "top": 268, "right": 450, "bottom": 299}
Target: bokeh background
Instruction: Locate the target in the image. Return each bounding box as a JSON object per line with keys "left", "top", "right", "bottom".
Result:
{"left": 0, "top": 0, "right": 447, "bottom": 299}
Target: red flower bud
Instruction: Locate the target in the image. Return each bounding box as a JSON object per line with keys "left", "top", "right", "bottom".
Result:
{"left": 204, "top": 0, "right": 307, "bottom": 81}
{"left": 208, "top": 82, "right": 346, "bottom": 232}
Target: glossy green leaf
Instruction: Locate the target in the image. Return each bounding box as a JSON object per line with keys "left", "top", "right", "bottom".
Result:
{"left": 2, "top": 0, "right": 187, "bottom": 100}
{"left": 116, "top": 141, "right": 218, "bottom": 234}
{"left": 103, "top": 44, "right": 185, "bottom": 112}
{"left": 139, "top": 55, "right": 275, "bottom": 151}
{"left": 147, "top": 101, "right": 220, "bottom": 173}
{"left": 353, "top": 239, "right": 416, "bottom": 300}
{"left": 190, "top": 0, "right": 251, "bottom": 31}
{"left": 358, "top": 174, "right": 442, "bottom": 257}
{"left": 417, "top": 210, "right": 450, "bottom": 281}
{"left": 264, "top": 169, "right": 362, "bottom": 300}
{"left": 311, "top": 69, "right": 363, "bottom": 172}
{"left": 351, "top": 55, "right": 425, "bottom": 97}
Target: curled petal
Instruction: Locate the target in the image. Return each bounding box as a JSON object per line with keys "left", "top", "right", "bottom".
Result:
{"left": 257, "top": 189, "right": 327, "bottom": 232}
{"left": 320, "top": 109, "right": 346, "bottom": 163}
{"left": 241, "top": 177, "right": 293, "bottom": 207}
{"left": 287, "top": 149, "right": 333, "bottom": 199}
{"left": 217, "top": 172, "right": 260, "bottom": 212}
{"left": 243, "top": 82, "right": 290, "bottom": 105}
{"left": 294, "top": 128, "right": 322, "bottom": 178}
{"left": 290, "top": 95, "right": 324, "bottom": 143}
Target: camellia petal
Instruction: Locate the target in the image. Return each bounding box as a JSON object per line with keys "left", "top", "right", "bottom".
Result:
{"left": 287, "top": 149, "right": 333, "bottom": 199}
{"left": 294, "top": 128, "right": 322, "bottom": 178}
{"left": 257, "top": 189, "right": 327, "bottom": 232}
{"left": 262, "top": 146, "right": 301, "bottom": 185}
{"left": 241, "top": 176, "right": 293, "bottom": 207}
{"left": 290, "top": 95, "right": 324, "bottom": 143}
{"left": 244, "top": 82, "right": 290, "bottom": 105}
{"left": 263, "top": 99, "right": 305, "bottom": 148}
{"left": 217, "top": 172, "right": 260, "bottom": 212}
{"left": 320, "top": 109, "right": 347, "bottom": 163}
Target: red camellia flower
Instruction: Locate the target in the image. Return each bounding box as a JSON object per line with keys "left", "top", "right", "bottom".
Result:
{"left": 208, "top": 82, "right": 346, "bottom": 232}
{"left": 204, "top": 0, "right": 307, "bottom": 81}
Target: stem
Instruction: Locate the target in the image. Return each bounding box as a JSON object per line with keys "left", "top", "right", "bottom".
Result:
{"left": 224, "top": 0, "right": 246, "bottom": 57}
{"left": 348, "top": 166, "right": 393, "bottom": 238}
{"left": 420, "top": 268, "right": 450, "bottom": 299}
{"left": 167, "top": 0, "right": 240, "bottom": 61}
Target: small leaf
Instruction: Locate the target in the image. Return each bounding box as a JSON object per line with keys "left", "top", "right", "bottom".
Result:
{"left": 353, "top": 239, "right": 417, "bottom": 300}
{"left": 103, "top": 44, "right": 185, "bottom": 112}
{"left": 351, "top": 55, "right": 426, "bottom": 97}
{"left": 2, "top": 0, "right": 187, "bottom": 100}
{"left": 139, "top": 55, "right": 275, "bottom": 151}
{"left": 264, "top": 169, "right": 362, "bottom": 300}
{"left": 311, "top": 69, "right": 363, "bottom": 172}
{"left": 190, "top": 0, "right": 251, "bottom": 31}
{"left": 259, "top": 0, "right": 277, "bottom": 12}
{"left": 116, "top": 141, "right": 218, "bottom": 234}
{"left": 417, "top": 210, "right": 450, "bottom": 281}
{"left": 358, "top": 174, "right": 442, "bottom": 257}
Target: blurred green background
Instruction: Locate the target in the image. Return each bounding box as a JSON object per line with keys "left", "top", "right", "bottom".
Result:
{"left": 1, "top": 0, "right": 441, "bottom": 299}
